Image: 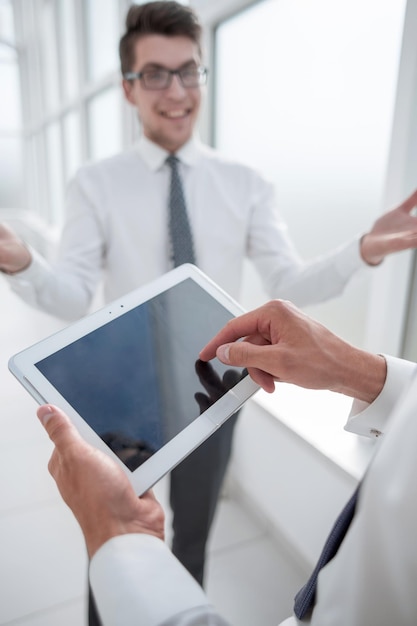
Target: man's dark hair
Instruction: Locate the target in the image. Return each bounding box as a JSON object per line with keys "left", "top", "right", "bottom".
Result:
{"left": 119, "top": 1, "right": 202, "bottom": 75}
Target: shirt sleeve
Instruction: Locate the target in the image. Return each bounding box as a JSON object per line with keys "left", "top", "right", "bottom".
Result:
{"left": 5, "top": 170, "right": 105, "bottom": 321}
{"left": 246, "top": 173, "right": 365, "bottom": 306}
{"left": 344, "top": 355, "right": 417, "bottom": 439}
{"left": 310, "top": 370, "right": 417, "bottom": 625}
{"left": 89, "top": 534, "right": 231, "bottom": 626}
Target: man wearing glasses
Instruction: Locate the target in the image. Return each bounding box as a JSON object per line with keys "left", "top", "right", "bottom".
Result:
{"left": 1, "top": 2, "right": 417, "bottom": 623}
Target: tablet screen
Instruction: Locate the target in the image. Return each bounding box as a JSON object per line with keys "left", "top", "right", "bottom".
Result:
{"left": 35, "top": 278, "right": 246, "bottom": 472}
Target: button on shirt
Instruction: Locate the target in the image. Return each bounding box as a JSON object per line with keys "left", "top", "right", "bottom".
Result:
{"left": 7, "top": 135, "right": 364, "bottom": 320}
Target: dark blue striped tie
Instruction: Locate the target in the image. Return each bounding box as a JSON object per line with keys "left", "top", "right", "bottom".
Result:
{"left": 294, "top": 484, "right": 360, "bottom": 619}
{"left": 166, "top": 155, "right": 196, "bottom": 267}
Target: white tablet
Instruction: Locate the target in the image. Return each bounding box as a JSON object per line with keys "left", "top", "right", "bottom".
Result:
{"left": 9, "top": 264, "right": 259, "bottom": 495}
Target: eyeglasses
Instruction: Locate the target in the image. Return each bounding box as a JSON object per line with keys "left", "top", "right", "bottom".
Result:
{"left": 123, "top": 65, "right": 208, "bottom": 90}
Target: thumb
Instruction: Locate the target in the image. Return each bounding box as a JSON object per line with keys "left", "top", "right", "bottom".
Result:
{"left": 37, "top": 404, "right": 82, "bottom": 449}
{"left": 216, "top": 342, "right": 276, "bottom": 393}
{"left": 216, "top": 341, "right": 261, "bottom": 368}
{"left": 216, "top": 341, "right": 253, "bottom": 367}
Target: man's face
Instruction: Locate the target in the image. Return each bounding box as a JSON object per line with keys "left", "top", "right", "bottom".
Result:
{"left": 123, "top": 35, "right": 203, "bottom": 153}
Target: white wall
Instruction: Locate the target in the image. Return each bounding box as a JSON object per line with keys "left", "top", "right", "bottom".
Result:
{"left": 229, "top": 399, "right": 360, "bottom": 568}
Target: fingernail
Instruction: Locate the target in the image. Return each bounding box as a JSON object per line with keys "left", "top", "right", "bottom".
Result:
{"left": 217, "top": 344, "right": 230, "bottom": 363}
{"left": 38, "top": 406, "right": 55, "bottom": 426}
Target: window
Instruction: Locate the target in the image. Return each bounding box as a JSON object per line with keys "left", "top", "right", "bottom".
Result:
{"left": 11, "top": 0, "right": 129, "bottom": 225}
{"left": 40, "top": 1, "right": 59, "bottom": 112}
{"left": 0, "top": 0, "right": 23, "bottom": 209}
{"left": 63, "top": 110, "right": 82, "bottom": 181}
{"left": 45, "top": 122, "right": 64, "bottom": 226}
{"left": 87, "top": 87, "right": 123, "bottom": 161}
{"left": 58, "top": 0, "right": 79, "bottom": 101}
{"left": 214, "top": 0, "right": 407, "bottom": 348}
{"left": 85, "top": 0, "right": 120, "bottom": 82}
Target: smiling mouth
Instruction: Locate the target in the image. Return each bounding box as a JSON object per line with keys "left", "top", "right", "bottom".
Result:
{"left": 161, "top": 109, "right": 191, "bottom": 119}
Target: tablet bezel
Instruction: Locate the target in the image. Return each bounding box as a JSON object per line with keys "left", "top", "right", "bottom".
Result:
{"left": 9, "top": 264, "right": 259, "bottom": 495}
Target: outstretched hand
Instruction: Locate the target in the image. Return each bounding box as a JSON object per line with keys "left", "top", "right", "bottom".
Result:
{"left": 200, "top": 300, "right": 386, "bottom": 404}
{"left": 360, "top": 189, "right": 417, "bottom": 265}
{"left": 37, "top": 405, "right": 165, "bottom": 558}
{"left": 0, "top": 223, "right": 32, "bottom": 274}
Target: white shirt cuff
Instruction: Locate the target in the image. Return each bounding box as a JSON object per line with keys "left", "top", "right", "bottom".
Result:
{"left": 344, "top": 355, "right": 417, "bottom": 439}
{"left": 89, "top": 534, "right": 213, "bottom": 626}
{"left": 332, "top": 235, "right": 365, "bottom": 279}
{"left": 5, "top": 245, "right": 49, "bottom": 283}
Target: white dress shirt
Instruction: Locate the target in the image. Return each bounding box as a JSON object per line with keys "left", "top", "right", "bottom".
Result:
{"left": 89, "top": 355, "right": 417, "bottom": 626}
{"left": 7, "top": 135, "right": 364, "bottom": 320}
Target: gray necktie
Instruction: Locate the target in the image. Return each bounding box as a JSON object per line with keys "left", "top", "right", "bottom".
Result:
{"left": 293, "top": 483, "right": 360, "bottom": 619}
{"left": 166, "top": 154, "right": 196, "bottom": 267}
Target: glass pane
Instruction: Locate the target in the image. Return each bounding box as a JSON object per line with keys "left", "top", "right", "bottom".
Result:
{"left": 26, "top": 134, "right": 43, "bottom": 218}
{"left": 0, "top": 137, "right": 23, "bottom": 208}
{"left": 46, "top": 122, "right": 64, "bottom": 225}
{"left": 215, "top": 0, "right": 406, "bottom": 347}
{"left": 0, "top": 53, "right": 22, "bottom": 131}
{"left": 0, "top": 0, "right": 15, "bottom": 42}
{"left": 87, "top": 88, "right": 122, "bottom": 160}
{"left": 58, "top": 0, "right": 79, "bottom": 99}
{"left": 0, "top": 42, "right": 15, "bottom": 62}
{"left": 63, "top": 110, "right": 82, "bottom": 180}
{"left": 85, "top": 0, "right": 120, "bottom": 81}
{"left": 40, "top": 1, "right": 60, "bottom": 111}
{"left": 0, "top": 34, "right": 23, "bottom": 209}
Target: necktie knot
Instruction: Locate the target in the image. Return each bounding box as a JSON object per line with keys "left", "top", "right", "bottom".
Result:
{"left": 166, "top": 154, "right": 179, "bottom": 167}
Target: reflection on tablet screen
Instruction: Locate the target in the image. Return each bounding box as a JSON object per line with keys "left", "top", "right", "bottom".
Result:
{"left": 35, "top": 279, "right": 246, "bottom": 471}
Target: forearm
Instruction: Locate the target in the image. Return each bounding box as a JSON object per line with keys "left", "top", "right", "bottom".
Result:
{"left": 258, "top": 238, "right": 364, "bottom": 307}
{"left": 329, "top": 347, "right": 386, "bottom": 405}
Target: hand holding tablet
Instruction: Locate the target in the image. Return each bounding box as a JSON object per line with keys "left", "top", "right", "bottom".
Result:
{"left": 9, "top": 265, "right": 259, "bottom": 495}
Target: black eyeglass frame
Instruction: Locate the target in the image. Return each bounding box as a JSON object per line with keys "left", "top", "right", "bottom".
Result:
{"left": 123, "top": 65, "right": 208, "bottom": 90}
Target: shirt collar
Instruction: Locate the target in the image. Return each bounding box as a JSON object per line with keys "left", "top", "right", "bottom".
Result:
{"left": 136, "top": 134, "right": 203, "bottom": 171}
